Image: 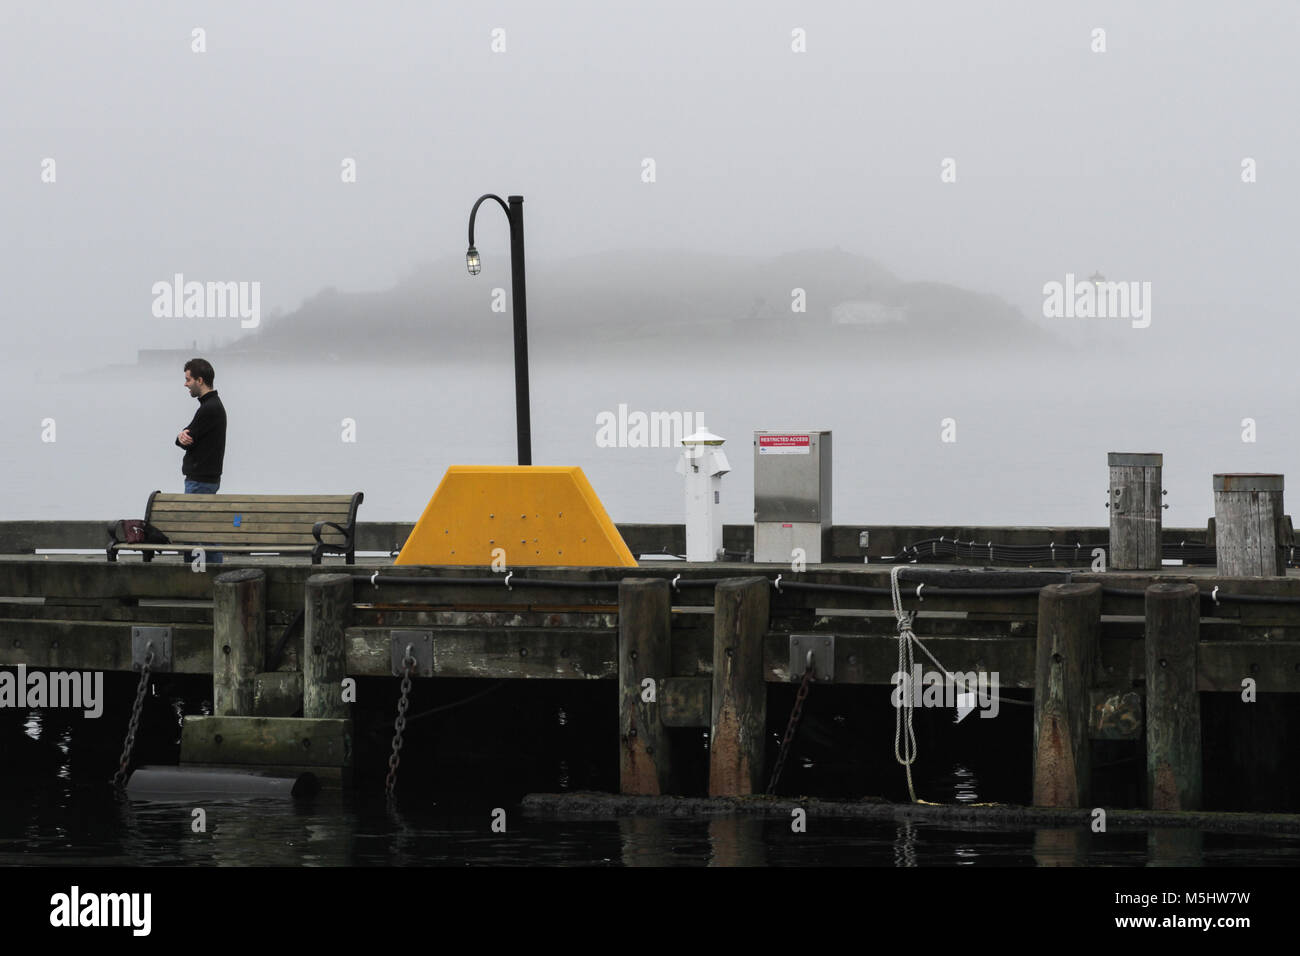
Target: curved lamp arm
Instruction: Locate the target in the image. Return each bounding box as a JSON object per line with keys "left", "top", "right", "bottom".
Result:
{"left": 467, "top": 194, "right": 514, "bottom": 274}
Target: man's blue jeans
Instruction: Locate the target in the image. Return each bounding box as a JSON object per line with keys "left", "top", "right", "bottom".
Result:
{"left": 183, "top": 479, "right": 224, "bottom": 564}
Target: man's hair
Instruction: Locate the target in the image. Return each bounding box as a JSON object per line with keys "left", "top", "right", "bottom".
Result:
{"left": 184, "top": 358, "right": 215, "bottom": 387}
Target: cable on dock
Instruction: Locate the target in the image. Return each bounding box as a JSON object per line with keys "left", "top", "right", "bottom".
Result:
{"left": 356, "top": 569, "right": 1300, "bottom": 608}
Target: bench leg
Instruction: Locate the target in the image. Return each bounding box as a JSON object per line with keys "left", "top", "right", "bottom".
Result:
{"left": 143, "top": 551, "right": 154, "bottom": 563}
{"left": 106, "top": 548, "right": 117, "bottom": 562}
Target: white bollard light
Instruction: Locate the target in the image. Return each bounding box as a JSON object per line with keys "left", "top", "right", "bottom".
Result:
{"left": 676, "top": 429, "right": 729, "bottom": 562}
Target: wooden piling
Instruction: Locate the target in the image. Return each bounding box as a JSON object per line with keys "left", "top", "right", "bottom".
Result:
{"left": 303, "top": 573, "right": 352, "bottom": 720}
{"left": 212, "top": 569, "right": 266, "bottom": 716}
{"left": 708, "top": 576, "right": 770, "bottom": 797}
{"left": 1108, "top": 452, "right": 1163, "bottom": 570}
{"left": 618, "top": 577, "right": 675, "bottom": 795}
{"left": 1033, "top": 582, "right": 1101, "bottom": 807}
{"left": 1144, "top": 583, "right": 1202, "bottom": 810}
{"left": 1214, "top": 473, "right": 1286, "bottom": 576}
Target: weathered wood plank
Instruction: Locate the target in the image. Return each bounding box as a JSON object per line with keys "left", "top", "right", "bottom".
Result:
{"left": 345, "top": 626, "right": 617, "bottom": 678}
{"left": 661, "top": 677, "right": 711, "bottom": 727}
{"left": 670, "top": 624, "right": 714, "bottom": 677}
{"left": 304, "top": 574, "right": 350, "bottom": 719}
{"left": 0, "top": 601, "right": 213, "bottom": 624}
{"left": 1033, "top": 583, "right": 1101, "bottom": 808}
{"left": 1108, "top": 453, "right": 1163, "bottom": 570}
{"left": 618, "top": 578, "right": 674, "bottom": 794}
{"left": 351, "top": 607, "right": 617, "bottom": 629}
{"left": 1145, "top": 583, "right": 1202, "bottom": 810}
{"left": 1215, "top": 474, "right": 1286, "bottom": 576}
{"left": 213, "top": 569, "right": 266, "bottom": 716}
{"left": 254, "top": 672, "right": 303, "bottom": 717}
{"left": 180, "top": 716, "right": 351, "bottom": 768}
{"left": 1198, "top": 641, "right": 1300, "bottom": 692}
{"left": 0, "top": 620, "right": 211, "bottom": 672}
{"left": 709, "top": 577, "right": 769, "bottom": 797}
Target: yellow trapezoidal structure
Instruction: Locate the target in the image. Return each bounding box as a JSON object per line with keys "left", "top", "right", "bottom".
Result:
{"left": 395, "top": 466, "right": 637, "bottom": 567}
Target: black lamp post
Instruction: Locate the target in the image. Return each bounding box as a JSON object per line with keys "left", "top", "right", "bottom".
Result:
{"left": 466, "top": 193, "right": 531, "bottom": 466}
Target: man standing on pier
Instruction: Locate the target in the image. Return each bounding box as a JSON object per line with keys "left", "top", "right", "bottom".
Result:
{"left": 175, "top": 358, "right": 227, "bottom": 564}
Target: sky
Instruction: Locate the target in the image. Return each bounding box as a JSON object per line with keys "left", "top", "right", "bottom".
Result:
{"left": 2, "top": 0, "right": 1297, "bottom": 372}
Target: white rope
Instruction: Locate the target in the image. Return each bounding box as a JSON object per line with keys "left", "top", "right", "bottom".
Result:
{"left": 891, "top": 565, "right": 920, "bottom": 803}
{"left": 890, "top": 566, "right": 1033, "bottom": 803}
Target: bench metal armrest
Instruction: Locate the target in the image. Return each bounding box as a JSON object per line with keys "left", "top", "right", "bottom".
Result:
{"left": 312, "top": 520, "right": 351, "bottom": 546}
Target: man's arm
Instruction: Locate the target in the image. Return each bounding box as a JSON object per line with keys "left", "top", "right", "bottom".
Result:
{"left": 185, "top": 403, "right": 221, "bottom": 442}
{"left": 176, "top": 409, "right": 200, "bottom": 447}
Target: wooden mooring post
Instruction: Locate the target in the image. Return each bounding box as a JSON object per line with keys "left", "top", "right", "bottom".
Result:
{"left": 180, "top": 570, "right": 353, "bottom": 787}
{"left": 1144, "top": 583, "right": 1202, "bottom": 810}
{"left": 304, "top": 573, "right": 352, "bottom": 719}
{"left": 1108, "top": 452, "right": 1163, "bottom": 570}
{"left": 1214, "top": 473, "right": 1286, "bottom": 576}
{"left": 1033, "top": 583, "right": 1101, "bottom": 807}
{"left": 212, "top": 569, "right": 266, "bottom": 716}
{"left": 708, "top": 576, "right": 770, "bottom": 797}
{"left": 618, "top": 577, "right": 675, "bottom": 794}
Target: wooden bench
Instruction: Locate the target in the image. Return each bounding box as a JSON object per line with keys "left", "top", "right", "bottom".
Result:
{"left": 107, "top": 491, "right": 364, "bottom": 564}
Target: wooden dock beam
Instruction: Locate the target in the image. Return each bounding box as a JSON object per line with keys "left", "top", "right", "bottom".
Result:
{"left": 1108, "top": 452, "right": 1163, "bottom": 570}
{"left": 304, "top": 573, "right": 351, "bottom": 720}
{"left": 618, "top": 577, "right": 674, "bottom": 795}
{"left": 1145, "top": 583, "right": 1202, "bottom": 810}
{"left": 1033, "top": 583, "right": 1101, "bottom": 807}
{"left": 1214, "top": 473, "right": 1286, "bottom": 576}
{"left": 709, "top": 576, "right": 770, "bottom": 797}
{"left": 212, "top": 569, "right": 266, "bottom": 716}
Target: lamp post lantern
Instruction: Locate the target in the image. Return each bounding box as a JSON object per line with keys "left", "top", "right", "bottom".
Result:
{"left": 466, "top": 193, "right": 531, "bottom": 466}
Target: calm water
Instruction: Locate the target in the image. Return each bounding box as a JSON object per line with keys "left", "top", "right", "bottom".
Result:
{"left": 3, "top": 787, "right": 1299, "bottom": 867}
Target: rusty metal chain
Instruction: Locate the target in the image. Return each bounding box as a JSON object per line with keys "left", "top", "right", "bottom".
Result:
{"left": 385, "top": 645, "right": 416, "bottom": 796}
{"left": 766, "top": 653, "right": 815, "bottom": 794}
{"left": 112, "top": 643, "right": 154, "bottom": 789}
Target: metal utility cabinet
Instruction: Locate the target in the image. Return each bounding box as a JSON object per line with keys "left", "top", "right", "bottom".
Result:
{"left": 754, "top": 429, "right": 832, "bottom": 564}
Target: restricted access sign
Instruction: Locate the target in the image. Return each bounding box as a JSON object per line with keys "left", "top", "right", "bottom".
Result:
{"left": 757, "top": 434, "right": 811, "bottom": 455}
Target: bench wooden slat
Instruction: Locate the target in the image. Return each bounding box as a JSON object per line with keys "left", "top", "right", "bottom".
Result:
{"left": 108, "top": 491, "right": 364, "bottom": 565}
{"left": 140, "top": 536, "right": 338, "bottom": 546}
{"left": 150, "top": 522, "right": 351, "bottom": 535}
{"left": 112, "top": 544, "right": 318, "bottom": 552}
{"left": 151, "top": 504, "right": 354, "bottom": 516}
{"left": 150, "top": 495, "right": 357, "bottom": 504}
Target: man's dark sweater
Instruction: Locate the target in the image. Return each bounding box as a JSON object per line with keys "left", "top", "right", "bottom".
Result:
{"left": 175, "top": 390, "right": 227, "bottom": 482}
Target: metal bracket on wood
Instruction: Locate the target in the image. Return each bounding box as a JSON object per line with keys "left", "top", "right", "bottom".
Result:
{"left": 390, "top": 630, "right": 433, "bottom": 677}
{"left": 789, "top": 634, "right": 834, "bottom": 682}
{"left": 132, "top": 626, "right": 172, "bottom": 672}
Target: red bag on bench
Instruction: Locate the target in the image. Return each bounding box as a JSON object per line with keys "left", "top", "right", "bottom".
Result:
{"left": 111, "top": 519, "right": 170, "bottom": 545}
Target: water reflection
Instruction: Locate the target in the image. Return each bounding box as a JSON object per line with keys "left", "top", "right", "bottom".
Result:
{"left": 707, "top": 818, "right": 766, "bottom": 866}
{"left": 1032, "top": 827, "right": 1086, "bottom": 866}
{"left": 619, "top": 816, "right": 677, "bottom": 866}
{"left": 1147, "top": 828, "right": 1203, "bottom": 867}
{"left": 894, "top": 822, "right": 918, "bottom": 867}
